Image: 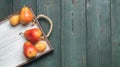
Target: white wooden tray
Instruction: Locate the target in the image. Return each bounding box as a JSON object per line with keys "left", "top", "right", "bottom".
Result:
{"left": 0, "top": 8, "right": 53, "bottom": 67}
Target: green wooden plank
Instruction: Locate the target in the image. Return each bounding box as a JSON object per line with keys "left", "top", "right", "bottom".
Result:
{"left": 13, "top": 0, "right": 37, "bottom": 14}
{"left": 111, "top": 0, "right": 120, "bottom": 67}
{"left": 0, "top": 0, "right": 12, "bottom": 19}
{"left": 36, "top": 0, "right": 61, "bottom": 67}
{"left": 61, "top": 0, "right": 86, "bottom": 67}
{"left": 86, "top": 0, "right": 111, "bottom": 67}
{"left": 12, "top": 0, "right": 37, "bottom": 67}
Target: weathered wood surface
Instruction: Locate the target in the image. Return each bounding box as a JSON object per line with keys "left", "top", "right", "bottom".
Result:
{"left": 86, "top": 0, "right": 111, "bottom": 67}
{"left": 0, "top": 0, "right": 12, "bottom": 19}
{"left": 0, "top": 0, "right": 120, "bottom": 67}
{"left": 61, "top": 0, "right": 86, "bottom": 67}
{"left": 111, "top": 0, "right": 120, "bottom": 67}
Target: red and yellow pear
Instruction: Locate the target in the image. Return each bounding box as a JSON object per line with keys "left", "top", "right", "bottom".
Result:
{"left": 24, "top": 28, "right": 42, "bottom": 43}
{"left": 23, "top": 41, "right": 37, "bottom": 59}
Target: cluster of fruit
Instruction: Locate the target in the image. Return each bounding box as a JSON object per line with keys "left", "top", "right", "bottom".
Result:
{"left": 10, "top": 6, "right": 33, "bottom": 26}
{"left": 24, "top": 28, "right": 47, "bottom": 59}
{"left": 9, "top": 6, "right": 47, "bottom": 59}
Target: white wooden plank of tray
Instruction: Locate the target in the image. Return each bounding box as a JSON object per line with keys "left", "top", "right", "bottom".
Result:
{"left": 0, "top": 19, "right": 39, "bottom": 67}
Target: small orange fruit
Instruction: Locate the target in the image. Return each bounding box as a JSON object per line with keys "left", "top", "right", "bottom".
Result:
{"left": 20, "top": 6, "right": 33, "bottom": 24}
{"left": 10, "top": 15, "right": 20, "bottom": 26}
{"left": 35, "top": 41, "right": 46, "bottom": 52}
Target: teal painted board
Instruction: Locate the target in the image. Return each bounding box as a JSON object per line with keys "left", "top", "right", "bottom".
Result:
{"left": 0, "top": 0, "right": 12, "bottom": 19}
{"left": 1, "top": 0, "right": 120, "bottom": 67}
{"left": 36, "top": 0, "right": 61, "bottom": 67}
{"left": 37, "top": 0, "right": 50, "bottom": 35}
{"left": 111, "top": 0, "right": 120, "bottom": 67}
{"left": 61, "top": 0, "right": 86, "bottom": 67}
{"left": 86, "top": 0, "right": 111, "bottom": 67}
{"left": 12, "top": 0, "right": 37, "bottom": 67}
{"left": 13, "top": 0, "right": 37, "bottom": 14}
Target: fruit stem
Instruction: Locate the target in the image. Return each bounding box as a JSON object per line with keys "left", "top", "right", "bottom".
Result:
{"left": 24, "top": 5, "right": 26, "bottom": 7}
{"left": 41, "top": 36, "right": 45, "bottom": 40}
{"left": 19, "top": 32, "right": 24, "bottom": 36}
{"left": 31, "top": 22, "right": 35, "bottom": 26}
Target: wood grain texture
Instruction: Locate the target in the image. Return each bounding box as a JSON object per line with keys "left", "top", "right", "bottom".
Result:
{"left": 0, "top": 0, "right": 12, "bottom": 19}
{"left": 1, "top": 0, "right": 120, "bottom": 67}
{"left": 36, "top": 0, "right": 61, "bottom": 67}
{"left": 12, "top": 1, "right": 37, "bottom": 67}
{"left": 13, "top": 0, "right": 37, "bottom": 14}
{"left": 111, "top": 0, "right": 120, "bottom": 67}
{"left": 86, "top": 0, "right": 111, "bottom": 67}
{"left": 61, "top": 0, "right": 86, "bottom": 67}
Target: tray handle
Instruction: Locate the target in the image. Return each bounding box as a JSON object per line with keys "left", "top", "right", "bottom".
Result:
{"left": 37, "top": 14, "right": 53, "bottom": 37}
